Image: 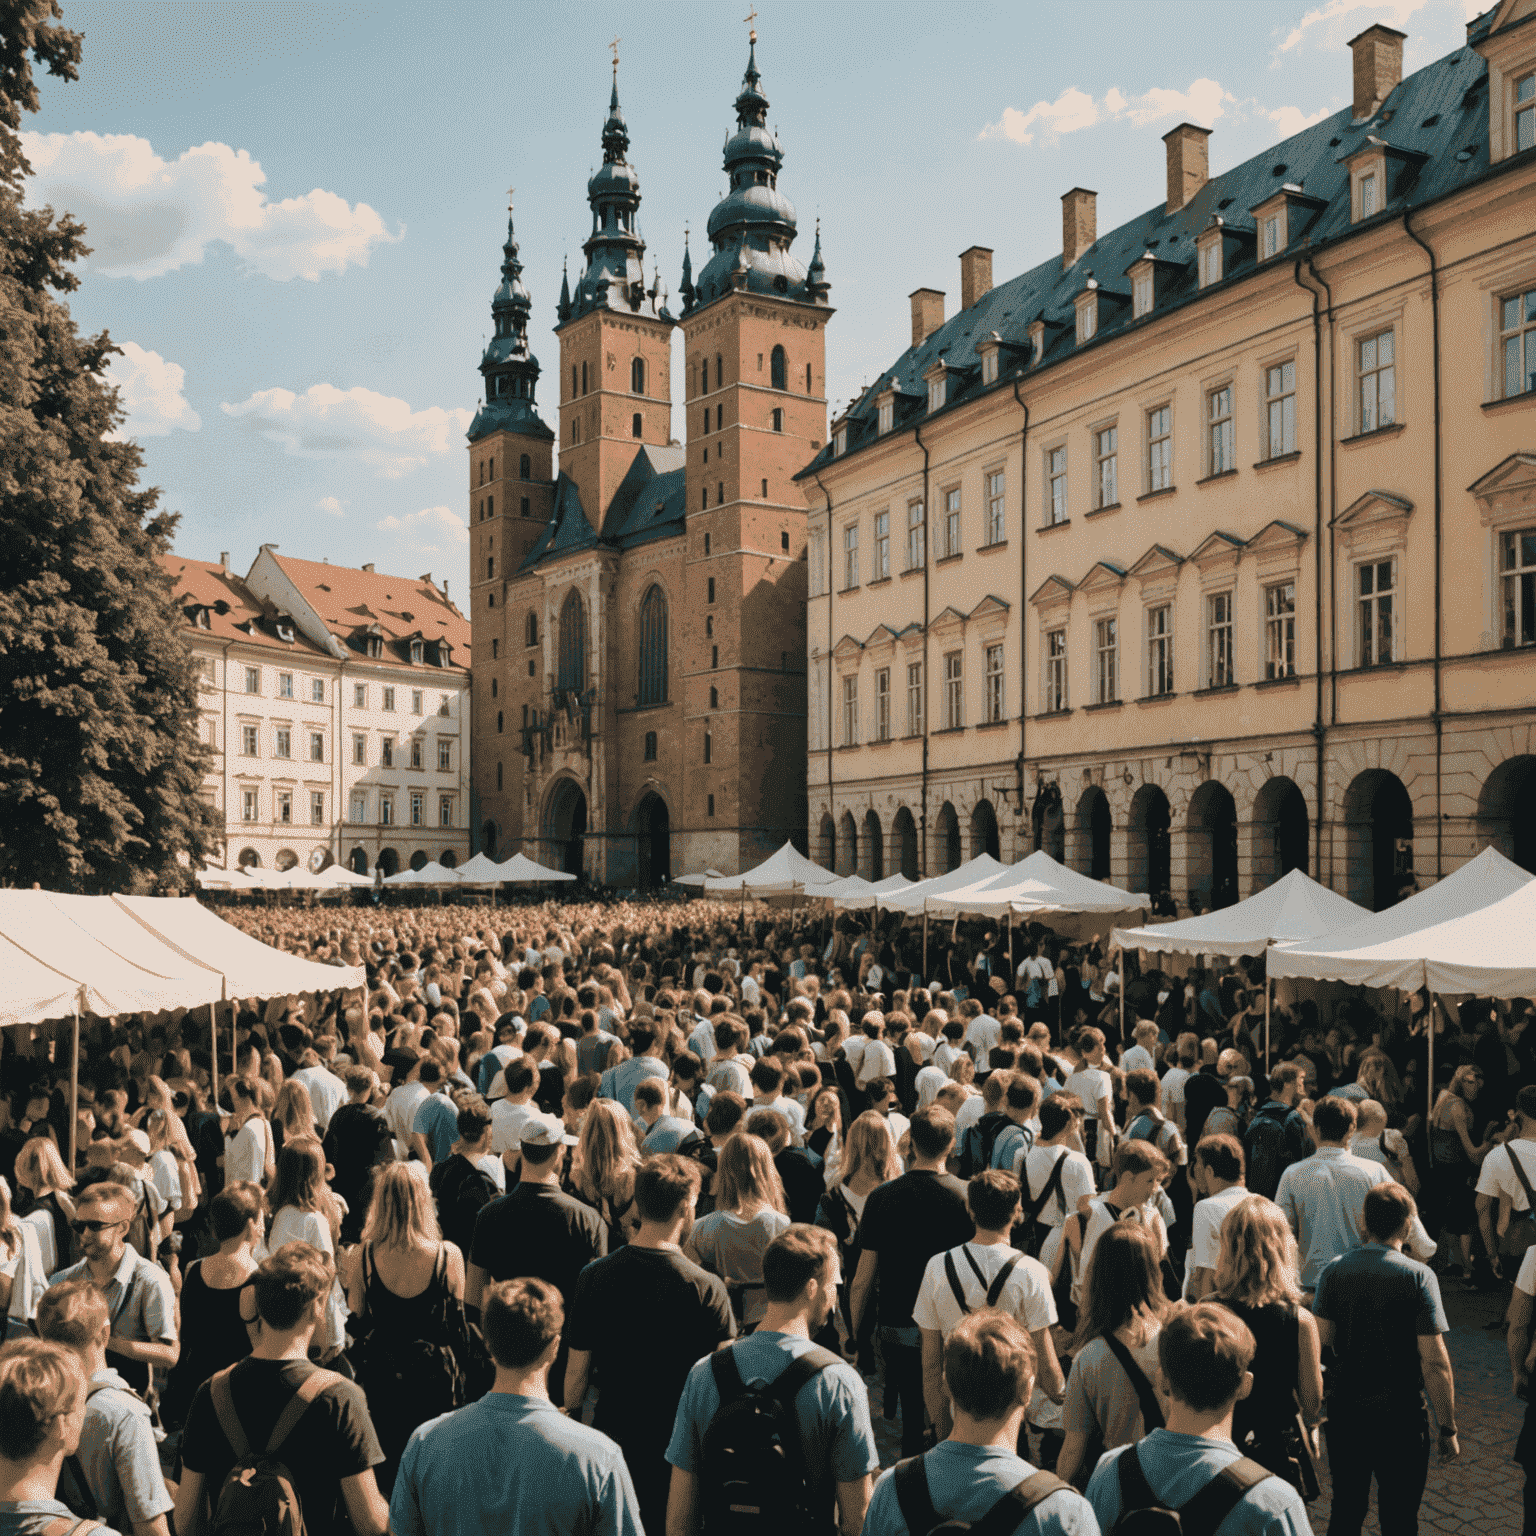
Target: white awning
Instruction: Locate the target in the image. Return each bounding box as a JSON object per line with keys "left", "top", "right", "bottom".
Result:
{"left": 923, "top": 850, "right": 1148, "bottom": 923}
{"left": 702, "top": 842, "right": 843, "bottom": 897}
{"left": 882, "top": 854, "right": 1013, "bottom": 916}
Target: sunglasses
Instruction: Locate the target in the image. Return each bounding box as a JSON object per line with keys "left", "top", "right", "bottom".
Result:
{"left": 69, "top": 1218, "right": 127, "bottom": 1235}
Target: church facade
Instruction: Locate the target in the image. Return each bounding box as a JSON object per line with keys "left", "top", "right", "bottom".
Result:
{"left": 468, "top": 37, "right": 831, "bottom": 884}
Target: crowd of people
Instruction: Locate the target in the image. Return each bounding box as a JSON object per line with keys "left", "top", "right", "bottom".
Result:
{"left": 0, "top": 892, "right": 1531, "bottom": 1536}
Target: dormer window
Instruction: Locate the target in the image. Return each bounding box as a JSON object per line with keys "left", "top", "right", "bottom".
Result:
{"left": 1198, "top": 234, "right": 1222, "bottom": 289}
{"left": 1360, "top": 171, "right": 1379, "bottom": 217}
{"left": 1520, "top": 72, "right": 1535, "bottom": 153}
{"left": 1133, "top": 269, "right": 1153, "bottom": 318}
{"left": 410, "top": 640, "right": 424, "bottom": 664}
{"left": 275, "top": 619, "right": 295, "bottom": 643}
{"left": 980, "top": 349, "right": 999, "bottom": 385}
{"left": 928, "top": 375, "right": 944, "bottom": 413}
{"left": 1028, "top": 321, "right": 1046, "bottom": 365}
{"left": 834, "top": 424, "right": 848, "bottom": 456}
{"left": 1074, "top": 288, "right": 1099, "bottom": 344}
{"left": 191, "top": 605, "right": 211, "bottom": 630}
{"left": 368, "top": 636, "right": 382, "bottom": 660}
{"left": 1261, "top": 211, "right": 1284, "bottom": 258}
{"left": 878, "top": 397, "right": 893, "bottom": 435}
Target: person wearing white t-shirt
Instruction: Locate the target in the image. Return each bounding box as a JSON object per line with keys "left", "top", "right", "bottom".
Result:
{"left": 1118, "top": 1020, "right": 1160, "bottom": 1077}
{"left": 866, "top": 1079, "right": 911, "bottom": 1158}
{"left": 913, "top": 1063, "right": 949, "bottom": 1108}
{"left": 1159, "top": 1035, "right": 1199, "bottom": 1134}
{"left": 1076, "top": 1142, "right": 1170, "bottom": 1305}
{"left": 932, "top": 1021, "right": 965, "bottom": 1077}
{"left": 1063, "top": 1027, "right": 1116, "bottom": 1173}
{"left": 1506, "top": 1239, "right": 1536, "bottom": 1512}
{"left": 1478, "top": 1084, "right": 1536, "bottom": 1281}
{"left": 913, "top": 1170, "right": 1064, "bottom": 1436}
{"left": 1184, "top": 1133, "right": 1258, "bottom": 1299}
{"left": 1016, "top": 1095, "right": 1097, "bottom": 1239}
{"left": 854, "top": 1015, "right": 898, "bottom": 1089}
{"left": 962, "top": 1002, "right": 1001, "bottom": 1068}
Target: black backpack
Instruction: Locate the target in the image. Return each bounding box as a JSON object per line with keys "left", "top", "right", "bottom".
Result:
{"left": 894, "top": 1451, "right": 1073, "bottom": 1534}
{"left": 1242, "top": 1104, "right": 1296, "bottom": 1201}
{"left": 1017, "top": 1152, "right": 1069, "bottom": 1258}
{"left": 962, "top": 1112, "right": 1010, "bottom": 1178}
{"left": 1111, "top": 1443, "right": 1271, "bottom": 1535}
{"left": 942, "top": 1246, "right": 1023, "bottom": 1316}
{"left": 697, "top": 1343, "right": 840, "bottom": 1535}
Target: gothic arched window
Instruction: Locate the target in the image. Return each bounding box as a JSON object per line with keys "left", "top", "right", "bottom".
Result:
{"left": 558, "top": 589, "right": 587, "bottom": 692}
{"left": 631, "top": 357, "right": 645, "bottom": 395}
{"left": 715, "top": 354, "right": 723, "bottom": 390}
{"left": 771, "top": 345, "right": 787, "bottom": 391}
{"left": 525, "top": 611, "right": 539, "bottom": 648}
{"left": 638, "top": 585, "right": 668, "bottom": 706}
{"left": 520, "top": 454, "right": 531, "bottom": 480}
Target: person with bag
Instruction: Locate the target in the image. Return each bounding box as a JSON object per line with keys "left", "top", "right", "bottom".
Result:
{"left": 220, "top": 1080, "right": 274, "bottom": 1192}
{"left": 861, "top": 1310, "right": 1097, "bottom": 1536}
{"left": 1243, "top": 1065, "right": 1310, "bottom": 1203}
{"left": 1477, "top": 1083, "right": 1536, "bottom": 1282}
{"left": 0, "top": 1336, "right": 119, "bottom": 1536}
{"left": 1085, "top": 1303, "right": 1310, "bottom": 1534}
{"left": 685, "top": 1134, "right": 791, "bottom": 1332}
{"left": 173, "top": 1241, "right": 387, "bottom": 1536}
{"left": 990, "top": 1077, "right": 1041, "bottom": 1175}
{"left": 267, "top": 1141, "right": 347, "bottom": 1363}
{"left": 1075, "top": 1143, "right": 1172, "bottom": 1310}
{"left": 664, "top": 1225, "right": 879, "bottom": 1536}
{"left": 1020, "top": 1097, "right": 1095, "bottom": 1267}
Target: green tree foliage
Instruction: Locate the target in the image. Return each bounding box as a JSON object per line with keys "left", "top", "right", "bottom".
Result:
{"left": 0, "top": 1, "right": 215, "bottom": 891}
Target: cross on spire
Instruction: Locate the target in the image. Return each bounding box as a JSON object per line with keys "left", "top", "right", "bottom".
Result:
{"left": 609, "top": 35, "right": 620, "bottom": 75}
{"left": 506, "top": 185, "right": 515, "bottom": 212}
{"left": 743, "top": 5, "right": 758, "bottom": 40}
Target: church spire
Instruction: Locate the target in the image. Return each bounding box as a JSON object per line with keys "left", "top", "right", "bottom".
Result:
{"left": 470, "top": 190, "right": 551, "bottom": 444}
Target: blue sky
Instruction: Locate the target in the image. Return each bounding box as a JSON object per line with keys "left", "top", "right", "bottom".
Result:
{"left": 24, "top": 0, "right": 1480, "bottom": 596}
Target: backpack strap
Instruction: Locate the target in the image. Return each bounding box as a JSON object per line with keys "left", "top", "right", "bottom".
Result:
{"left": 209, "top": 1366, "right": 251, "bottom": 1460}
{"left": 968, "top": 1470, "right": 1075, "bottom": 1536}
{"left": 984, "top": 1253, "right": 1023, "bottom": 1310}
{"left": 1115, "top": 1443, "right": 1161, "bottom": 1517}
{"left": 264, "top": 1369, "right": 344, "bottom": 1458}
{"left": 892, "top": 1455, "right": 941, "bottom": 1536}
{"left": 1023, "top": 1152, "right": 1069, "bottom": 1221}
{"left": 1102, "top": 1334, "right": 1164, "bottom": 1431}
{"left": 709, "top": 1344, "right": 747, "bottom": 1406}
{"left": 1509, "top": 1143, "right": 1536, "bottom": 1209}
{"left": 943, "top": 1252, "right": 971, "bottom": 1315}
{"left": 1174, "top": 1456, "right": 1272, "bottom": 1536}
{"left": 766, "top": 1346, "right": 839, "bottom": 1417}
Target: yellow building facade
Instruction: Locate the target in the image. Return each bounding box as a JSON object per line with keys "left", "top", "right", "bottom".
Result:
{"left": 802, "top": 7, "right": 1536, "bottom": 914}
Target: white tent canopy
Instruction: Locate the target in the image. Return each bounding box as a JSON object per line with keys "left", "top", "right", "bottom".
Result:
{"left": 1112, "top": 868, "right": 1371, "bottom": 960}
{"left": 0, "top": 931, "right": 96, "bottom": 1027}
{"left": 923, "top": 850, "right": 1148, "bottom": 922}
{"left": 453, "top": 852, "right": 506, "bottom": 885}
{"left": 883, "top": 854, "right": 1012, "bottom": 916}
{"left": 385, "top": 861, "right": 459, "bottom": 887}
{"left": 833, "top": 873, "right": 915, "bottom": 910}
{"left": 673, "top": 868, "right": 724, "bottom": 888}
{"left": 1267, "top": 846, "right": 1536, "bottom": 992}
{"left": 702, "top": 842, "right": 843, "bottom": 897}
{"left": 314, "top": 862, "right": 375, "bottom": 888}
{"left": 807, "top": 873, "right": 878, "bottom": 906}
{"left": 496, "top": 851, "right": 577, "bottom": 884}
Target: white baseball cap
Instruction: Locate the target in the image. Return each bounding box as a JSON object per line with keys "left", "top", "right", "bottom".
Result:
{"left": 518, "top": 1113, "right": 576, "bottom": 1148}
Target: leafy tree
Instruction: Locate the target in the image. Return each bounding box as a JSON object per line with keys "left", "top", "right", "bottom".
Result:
{"left": 0, "top": 0, "right": 215, "bottom": 891}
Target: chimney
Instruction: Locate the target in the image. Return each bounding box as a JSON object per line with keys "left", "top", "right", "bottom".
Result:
{"left": 909, "top": 288, "right": 945, "bottom": 347}
{"left": 1062, "top": 189, "right": 1096, "bottom": 270}
{"left": 959, "top": 246, "right": 994, "bottom": 311}
{"left": 1349, "top": 24, "right": 1405, "bottom": 120}
{"left": 1162, "top": 123, "right": 1211, "bottom": 214}
{"left": 361, "top": 563, "right": 375, "bottom": 572}
{"left": 218, "top": 550, "right": 229, "bottom": 571}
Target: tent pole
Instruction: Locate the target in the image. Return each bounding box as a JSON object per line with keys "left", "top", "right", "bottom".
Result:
{"left": 1264, "top": 976, "right": 1272, "bottom": 1076}
{"left": 209, "top": 1001, "right": 220, "bottom": 1107}
{"left": 1427, "top": 990, "right": 1437, "bottom": 1131}
{"left": 923, "top": 911, "right": 929, "bottom": 983}
{"left": 1119, "top": 949, "right": 1126, "bottom": 1043}
{"left": 68, "top": 1008, "right": 80, "bottom": 1172}
{"left": 1008, "top": 911, "right": 1014, "bottom": 988}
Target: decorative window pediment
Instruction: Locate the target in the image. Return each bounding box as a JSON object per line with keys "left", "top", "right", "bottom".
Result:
{"left": 1190, "top": 530, "right": 1247, "bottom": 569}
{"left": 1079, "top": 560, "right": 1129, "bottom": 597}
{"left": 1128, "top": 544, "right": 1184, "bottom": 582}
{"left": 1029, "top": 573, "right": 1076, "bottom": 609}
{"left": 1468, "top": 451, "right": 1536, "bottom": 522}
{"left": 930, "top": 604, "right": 968, "bottom": 639}
{"left": 864, "top": 623, "right": 899, "bottom": 658}
{"left": 1248, "top": 518, "right": 1310, "bottom": 578}
{"left": 1333, "top": 489, "right": 1413, "bottom": 556}
{"left": 894, "top": 621, "right": 926, "bottom": 649}
{"left": 969, "top": 593, "right": 1011, "bottom": 640}
{"left": 832, "top": 632, "right": 864, "bottom": 672}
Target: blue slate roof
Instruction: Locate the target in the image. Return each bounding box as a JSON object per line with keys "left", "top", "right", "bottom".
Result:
{"left": 799, "top": 30, "right": 1505, "bottom": 480}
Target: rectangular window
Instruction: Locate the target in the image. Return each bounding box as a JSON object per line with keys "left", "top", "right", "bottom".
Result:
{"left": 199, "top": 659, "right": 215, "bottom": 686}
{"left": 1501, "top": 289, "right": 1536, "bottom": 400}
{"left": 379, "top": 797, "right": 393, "bottom": 826}
{"left": 1265, "top": 582, "right": 1297, "bottom": 679}
{"left": 873, "top": 511, "right": 890, "bottom": 579}
{"left": 984, "top": 643, "right": 1004, "bottom": 723}
{"left": 274, "top": 728, "right": 290, "bottom": 759}
{"left": 1360, "top": 171, "right": 1378, "bottom": 219}
{"left": 1047, "top": 447, "right": 1067, "bottom": 525}
{"left": 440, "top": 795, "right": 453, "bottom": 828}
{"left": 1520, "top": 72, "right": 1536, "bottom": 154}
{"left": 907, "top": 501, "right": 925, "bottom": 569}
{"left": 410, "top": 738, "right": 422, "bottom": 769}
{"left": 381, "top": 738, "right": 393, "bottom": 768}
{"left": 875, "top": 667, "right": 891, "bottom": 741}
{"left": 985, "top": 470, "right": 1006, "bottom": 545}
{"left": 981, "top": 350, "right": 999, "bottom": 385}
{"left": 707, "top": 576, "right": 716, "bottom": 603}
{"left": 878, "top": 399, "right": 893, "bottom": 434}
{"left": 944, "top": 488, "right": 962, "bottom": 558}
{"left": 438, "top": 696, "right": 450, "bottom": 717}
{"left": 350, "top": 793, "right": 366, "bottom": 823}
{"left": 412, "top": 689, "right": 424, "bottom": 714}
{"left": 841, "top": 675, "right": 858, "bottom": 746}
{"left": 1206, "top": 591, "right": 1235, "bottom": 688}
{"left": 1357, "top": 560, "right": 1396, "bottom": 666}
{"left": 354, "top": 683, "right": 366, "bottom": 708}
{"left": 1261, "top": 213, "right": 1282, "bottom": 259}
{"left": 309, "top": 731, "right": 324, "bottom": 762}
{"left": 438, "top": 739, "right": 452, "bottom": 771}
{"left": 310, "top": 678, "right": 325, "bottom": 703}
{"left": 1147, "top": 407, "right": 1172, "bottom": 492}
{"left": 1096, "top": 617, "right": 1118, "bottom": 703}
{"left": 928, "top": 376, "right": 944, "bottom": 413}
{"left": 278, "top": 672, "right": 293, "bottom": 699}
{"left": 1358, "top": 331, "right": 1396, "bottom": 432}
{"left": 310, "top": 791, "right": 324, "bottom": 825}
{"left": 1265, "top": 360, "right": 1297, "bottom": 458}
{"left": 1093, "top": 426, "right": 1118, "bottom": 508}
{"left": 410, "top": 792, "right": 424, "bottom": 827}
{"left": 644, "top": 730, "right": 657, "bottom": 761}
{"left": 1076, "top": 300, "right": 1096, "bottom": 343}
{"left": 842, "top": 523, "right": 858, "bottom": 589}
{"left": 1133, "top": 270, "right": 1153, "bottom": 318}
{"left": 808, "top": 529, "right": 825, "bottom": 596}
{"left": 1199, "top": 240, "right": 1220, "bottom": 288}
{"left": 943, "top": 650, "right": 963, "bottom": 730}
{"left": 241, "top": 724, "right": 258, "bottom": 757}
{"left": 1502, "top": 528, "right": 1536, "bottom": 647}
{"left": 1147, "top": 605, "right": 1174, "bottom": 696}
{"left": 352, "top": 734, "right": 365, "bottom": 765}
{"left": 906, "top": 660, "right": 924, "bottom": 736}
{"left": 1044, "top": 628, "right": 1067, "bottom": 713}
{"left": 277, "top": 791, "right": 292, "bottom": 825}
{"left": 1207, "top": 385, "right": 1234, "bottom": 474}
{"left": 245, "top": 666, "right": 260, "bottom": 694}
{"left": 383, "top": 686, "right": 395, "bottom": 711}
{"left": 242, "top": 788, "right": 258, "bottom": 822}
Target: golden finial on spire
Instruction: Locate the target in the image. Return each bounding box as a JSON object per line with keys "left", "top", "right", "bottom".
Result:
{"left": 610, "top": 35, "right": 621, "bottom": 75}
{"left": 744, "top": 6, "right": 758, "bottom": 42}
{"left": 506, "top": 185, "right": 515, "bottom": 212}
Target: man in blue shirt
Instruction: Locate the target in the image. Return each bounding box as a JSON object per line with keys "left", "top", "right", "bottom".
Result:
{"left": 1313, "top": 1182, "right": 1457, "bottom": 1536}
{"left": 1087, "top": 1304, "right": 1310, "bottom": 1535}
{"left": 390, "top": 1277, "right": 641, "bottom": 1536}
{"left": 599, "top": 1024, "right": 669, "bottom": 1114}
{"left": 408, "top": 1060, "right": 460, "bottom": 1169}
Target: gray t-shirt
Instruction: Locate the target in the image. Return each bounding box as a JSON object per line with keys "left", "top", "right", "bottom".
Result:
{"left": 1062, "top": 1326, "right": 1163, "bottom": 1447}
{"left": 684, "top": 1208, "right": 792, "bottom": 1327}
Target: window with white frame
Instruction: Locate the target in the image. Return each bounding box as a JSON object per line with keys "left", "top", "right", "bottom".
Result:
{"left": 1043, "top": 628, "right": 1067, "bottom": 712}
{"left": 1133, "top": 269, "right": 1153, "bottom": 318}
{"left": 410, "top": 738, "right": 422, "bottom": 770}
{"left": 1520, "top": 72, "right": 1535, "bottom": 154}
{"left": 842, "top": 522, "right": 858, "bottom": 588}
{"left": 1358, "top": 331, "right": 1395, "bottom": 432}
{"left": 1147, "top": 406, "right": 1172, "bottom": 492}
{"left": 309, "top": 731, "right": 324, "bottom": 763}
{"left": 242, "top": 788, "right": 258, "bottom": 822}
{"left": 1357, "top": 559, "right": 1396, "bottom": 666}
{"left": 1207, "top": 384, "right": 1234, "bottom": 474}
{"left": 379, "top": 796, "right": 393, "bottom": 826}
{"left": 1261, "top": 212, "right": 1283, "bottom": 259}
{"left": 1147, "top": 605, "right": 1174, "bottom": 695}
{"left": 981, "top": 350, "right": 999, "bottom": 385}
{"left": 834, "top": 425, "right": 847, "bottom": 456}
{"left": 943, "top": 488, "right": 962, "bottom": 558}
{"left": 275, "top": 727, "right": 290, "bottom": 759}
{"left": 245, "top": 666, "right": 260, "bottom": 694}
{"left": 383, "top": 686, "right": 395, "bottom": 711}
{"left": 350, "top": 792, "right": 366, "bottom": 822}
{"left": 928, "top": 375, "right": 945, "bottom": 413}
{"left": 310, "top": 678, "right": 324, "bottom": 703}
{"left": 1076, "top": 299, "right": 1097, "bottom": 344}
{"left": 278, "top": 672, "right": 293, "bottom": 699}
{"left": 878, "top": 399, "right": 893, "bottom": 434}
{"left": 310, "top": 791, "right": 324, "bottom": 825}
{"left": 985, "top": 471, "right": 1006, "bottom": 545}
{"left": 906, "top": 660, "right": 924, "bottom": 736}
{"left": 1093, "top": 426, "right": 1118, "bottom": 508}
{"left": 1265, "top": 361, "right": 1297, "bottom": 458}
{"left": 438, "top": 695, "right": 450, "bottom": 717}
{"left": 907, "top": 501, "right": 925, "bottom": 569}
{"left": 1047, "top": 447, "right": 1068, "bottom": 525}
{"left": 1206, "top": 592, "right": 1235, "bottom": 687}
{"left": 841, "top": 674, "right": 859, "bottom": 746}
{"left": 1501, "top": 527, "right": 1536, "bottom": 647}
{"left": 241, "top": 724, "right": 258, "bottom": 757}
{"left": 354, "top": 683, "right": 366, "bottom": 707}
{"left": 438, "top": 739, "right": 452, "bottom": 771}
{"left": 1265, "top": 582, "right": 1297, "bottom": 678}
{"left": 277, "top": 791, "right": 292, "bottom": 825}
{"left": 412, "top": 689, "right": 423, "bottom": 715}
{"left": 808, "top": 529, "right": 826, "bottom": 596}
{"left": 410, "top": 792, "right": 424, "bottom": 827}
{"left": 875, "top": 667, "right": 891, "bottom": 741}
{"left": 352, "top": 733, "right": 365, "bottom": 765}
{"left": 381, "top": 738, "right": 393, "bottom": 768}
{"left": 1500, "top": 288, "right": 1536, "bottom": 399}
{"left": 873, "top": 511, "right": 890, "bottom": 579}
{"left": 1096, "top": 617, "right": 1118, "bottom": 703}
{"left": 1198, "top": 239, "right": 1221, "bottom": 289}
{"left": 1359, "top": 171, "right": 1379, "bottom": 219}
{"left": 440, "top": 795, "right": 453, "bottom": 828}
{"left": 984, "top": 644, "right": 1005, "bottom": 723}
{"left": 943, "top": 651, "right": 963, "bottom": 729}
{"left": 199, "top": 659, "right": 215, "bottom": 687}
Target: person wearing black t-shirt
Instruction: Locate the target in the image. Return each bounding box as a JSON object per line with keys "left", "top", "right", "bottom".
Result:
{"left": 430, "top": 1099, "right": 501, "bottom": 1257}
{"left": 564, "top": 1154, "right": 735, "bottom": 1535}
{"left": 322, "top": 1068, "right": 395, "bottom": 1244}
{"left": 849, "top": 1104, "right": 975, "bottom": 1455}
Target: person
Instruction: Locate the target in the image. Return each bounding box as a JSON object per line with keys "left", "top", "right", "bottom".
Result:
{"left": 160, "top": 1184, "right": 262, "bottom": 1429}
{"left": 409, "top": 1061, "right": 460, "bottom": 1171}
{"left": 862, "top": 1310, "right": 1098, "bottom": 1536}
{"left": 1313, "top": 1182, "right": 1458, "bottom": 1536}
{"left": 1183, "top": 1049, "right": 1242, "bottom": 1150}
{"left": 1243, "top": 1062, "right": 1310, "bottom": 1202}
{"left": 571, "top": 1100, "right": 642, "bottom": 1252}
{"left": 46, "top": 1184, "right": 176, "bottom": 1399}
{"left": 599, "top": 1023, "right": 668, "bottom": 1115}
{"left": 1479, "top": 1082, "right": 1536, "bottom": 1282}
{"left": 664, "top": 1225, "right": 879, "bottom": 1536}
{"left": 1085, "top": 1303, "right": 1311, "bottom": 1534}
{"left": 684, "top": 1132, "right": 791, "bottom": 1331}
{"left": 1208, "top": 1197, "right": 1324, "bottom": 1483}
{"left": 1185, "top": 1135, "right": 1253, "bottom": 1300}
{"left": 564, "top": 1155, "right": 736, "bottom": 1535}
{"left": 913, "top": 1171, "right": 1063, "bottom": 1439}
{"left": 175, "top": 1242, "right": 388, "bottom": 1536}
{"left": 0, "top": 1337, "right": 126, "bottom": 1536}
{"left": 321, "top": 1067, "right": 394, "bottom": 1244}
{"left": 849, "top": 1106, "right": 975, "bottom": 1456}
{"left": 1018, "top": 1093, "right": 1093, "bottom": 1264}
{"left": 220, "top": 1078, "right": 273, "bottom": 1190}
{"left": 634, "top": 1079, "right": 696, "bottom": 1155}
{"left": 266, "top": 1137, "right": 347, "bottom": 1360}
{"left": 1506, "top": 1236, "right": 1536, "bottom": 1533}
{"left": 388, "top": 1276, "right": 640, "bottom": 1536}
{"left": 1057, "top": 1222, "right": 1170, "bottom": 1488}
{"left": 1428, "top": 1063, "right": 1492, "bottom": 1280}
{"left": 291, "top": 1049, "right": 347, "bottom": 1136}
{"left": 428, "top": 1099, "right": 500, "bottom": 1257}
{"left": 488, "top": 1059, "right": 542, "bottom": 1167}
{"left": 1062, "top": 1030, "right": 1115, "bottom": 1176}
{"left": 1076, "top": 1140, "right": 1170, "bottom": 1307}
{"left": 0, "top": 1179, "right": 46, "bottom": 1329}
{"left": 272, "top": 1081, "right": 318, "bottom": 1159}
{"left": 1122, "top": 1069, "right": 1185, "bottom": 1172}
{"left": 35, "top": 1281, "right": 172, "bottom": 1536}
{"left": 12, "top": 1137, "right": 77, "bottom": 1277}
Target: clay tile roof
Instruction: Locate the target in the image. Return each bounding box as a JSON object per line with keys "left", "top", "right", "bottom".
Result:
{"left": 160, "top": 554, "right": 330, "bottom": 657}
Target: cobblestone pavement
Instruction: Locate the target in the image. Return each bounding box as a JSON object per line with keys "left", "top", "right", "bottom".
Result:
{"left": 860, "top": 1284, "right": 1527, "bottom": 1533}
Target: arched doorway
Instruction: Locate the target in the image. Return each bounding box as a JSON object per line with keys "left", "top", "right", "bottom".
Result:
{"left": 1251, "top": 776, "right": 1309, "bottom": 888}
{"left": 860, "top": 810, "right": 884, "bottom": 882}
{"left": 348, "top": 846, "right": 368, "bottom": 874}
{"left": 1188, "top": 781, "right": 1239, "bottom": 911}
{"left": 1032, "top": 785, "right": 1064, "bottom": 862}
{"left": 409, "top": 850, "right": 428, "bottom": 872}
{"left": 971, "top": 799, "right": 1000, "bottom": 861}
{"left": 816, "top": 813, "right": 835, "bottom": 871}
{"left": 893, "top": 807, "right": 919, "bottom": 881}
{"left": 1343, "top": 769, "right": 1414, "bottom": 910}
{"left": 547, "top": 779, "right": 588, "bottom": 877}
{"left": 1478, "top": 755, "right": 1536, "bottom": 873}
{"left": 377, "top": 847, "right": 400, "bottom": 877}
{"left": 440, "top": 850, "right": 459, "bottom": 869}
{"left": 274, "top": 849, "right": 298, "bottom": 872}
{"left": 836, "top": 810, "right": 858, "bottom": 876}
{"left": 635, "top": 792, "right": 671, "bottom": 889}
{"left": 1129, "top": 785, "right": 1172, "bottom": 910}
{"left": 1073, "top": 786, "right": 1112, "bottom": 879}
{"left": 482, "top": 820, "right": 498, "bottom": 859}
{"left": 935, "top": 802, "right": 961, "bottom": 872}
{"left": 308, "top": 847, "right": 333, "bottom": 873}
{"left": 237, "top": 848, "right": 261, "bottom": 869}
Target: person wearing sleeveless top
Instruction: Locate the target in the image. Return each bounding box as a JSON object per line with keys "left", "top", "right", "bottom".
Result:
{"left": 1429, "top": 1065, "right": 1492, "bottom": 1280}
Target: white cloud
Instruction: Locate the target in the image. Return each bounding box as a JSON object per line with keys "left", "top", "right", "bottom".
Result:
{"left": 103, "top": 342, "right": 200, "bottom": 439}
{"left": 979, "top": 78, "right": 1232, "bottom": 145}
{"left": 1276, "top": 0, "right": 1425, "bottom": 53}
{"left": 376, "top": 506, "right": 468, "bottom": 556}
{"left": 1267, "top": 103, "right": 1333, "bottom": 137}
{"left": 20, "top": 131, "right": 400, "bottom": 281}
{"left": 220, "top": 385, "right": 473, "bottom": 478}
{"left": 316, "top": 496, "right": 345, "bottom": 517}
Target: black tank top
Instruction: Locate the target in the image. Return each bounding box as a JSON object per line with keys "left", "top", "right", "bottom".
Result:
{"left": 1217, "top": 1297, "right": 1299, "bottom": 1452}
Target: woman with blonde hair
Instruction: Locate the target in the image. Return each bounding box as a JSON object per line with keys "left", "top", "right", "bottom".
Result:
{"left": 572, "top": 1098, "right": 642, "bottom": 1250}
{"left": 1210, "top": 1195, "right": 1324, "bottom": 1483}
{"left": 685, "top": 1132, "right": 790, "bottom": 1330}
{"left": 267, "top": 1136, "right": 347, "bottom": 1356}
{"left": 0, "top": 1175, "right": 47, "bottom": 1326}
{"left": 12, "top": 1137, "right": 76, "bottom": 1274}
{"left": 804, "top": 1088, "right": 843, "bottom": 1182}
{"left": 1430, "top": 1062, "right": 1491, "bottom": 1278}
{"left": 222, "top": 1076, "right": 275, "bottom": 1189}
{"left": 271, "top": 1080, "right": 316, "bottom": 1156}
